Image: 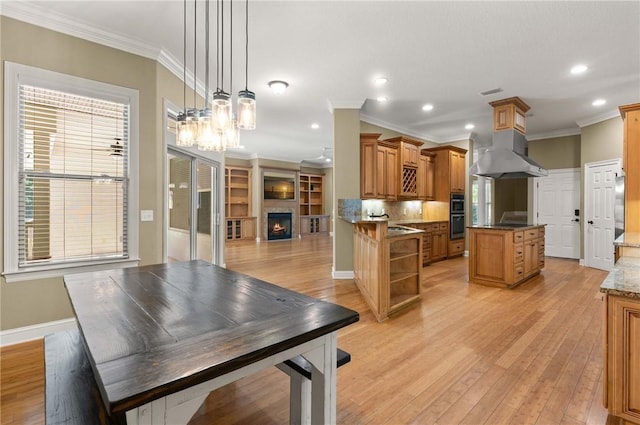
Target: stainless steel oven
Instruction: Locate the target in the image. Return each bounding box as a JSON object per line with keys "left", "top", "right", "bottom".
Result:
{"left": 450, "top": 194, "right": 464, "bottom": 214}
{"left": 450, "top": 214, "right": 465, "bottom": 239}
{"left": 450, "top": 194, "right": 465, "bottom": 239}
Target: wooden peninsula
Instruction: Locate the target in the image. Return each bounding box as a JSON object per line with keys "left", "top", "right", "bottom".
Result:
{"left": 468, "top": 225, "right": 545, "bottom": 288}
{"left": 349, "top": 219, "right": 423, "bottom": 321}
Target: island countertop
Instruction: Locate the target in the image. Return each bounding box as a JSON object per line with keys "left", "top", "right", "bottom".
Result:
{"left": 600, "top": 256, "right": 640, "bottom": 299}
{"left": 468, "top": 224, "right": 546, "bottom": 231}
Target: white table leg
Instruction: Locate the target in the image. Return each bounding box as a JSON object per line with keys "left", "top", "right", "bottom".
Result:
{"left": 302, "top": 332, "right": 338, "bottom": 425}
{"left": 125, "top": 393, "right": 208, "bottom": 425}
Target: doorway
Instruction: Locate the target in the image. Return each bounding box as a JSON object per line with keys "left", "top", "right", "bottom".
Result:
{"left": 584, "top": 159, "right": 621, "bottom": 271}
{"left": 167, "top": 150, "right": 221, "bottom": 264}
{"left": 534, "top": 169, "right": 580, "bottom": 259}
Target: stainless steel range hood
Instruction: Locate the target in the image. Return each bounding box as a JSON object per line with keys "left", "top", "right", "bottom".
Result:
{"left": 469, "top": 129, "right": 548, "bottom": 179}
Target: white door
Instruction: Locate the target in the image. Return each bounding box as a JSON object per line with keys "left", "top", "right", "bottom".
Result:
{"left": 535, "top": 169, "right": 580, "bottom": 259}
{"left": 585, "top": 159, "right": 621, "bottom": 271}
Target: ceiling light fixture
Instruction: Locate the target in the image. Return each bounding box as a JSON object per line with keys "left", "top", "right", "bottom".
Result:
{"left": 375, "top": 77, "right": 388, "bottom": 85}
{"left": 376, "top": 96, "right": 388, "bottom": 102}
{"left": 465, "top": 123, "right": 475, "bottom": 130}
{"left": 268, "top": 80, "right": 289, "bottom": 94}
{"left": 422, "top": 104, "right": 434, "bottom": 111}
{"left": 592, "top": 99, "right": 606, "bottom": 106}
{"left": 177, "top": 0, "right": 254, "bottom": 152}
{"left": 571, "top": 64, "right": 588, "bottom": 75}
{"left": 311, "top": 123, "right": 319, "bottom": 129}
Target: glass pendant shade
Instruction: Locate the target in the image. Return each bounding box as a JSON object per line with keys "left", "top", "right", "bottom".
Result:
{"left": 196, "top": 108, "right": 215, "bottom": 149}
{"left": 237, "top": 89, "right": 256, "bottom": 130}
{"left": 225, "top": 119, "right": 240, "bottom": 148}
{"left": 212, "top": 90, "right": 231, "bottom": 130}
{"left": 176, "top": 108, "right": 198, "bottom": 147}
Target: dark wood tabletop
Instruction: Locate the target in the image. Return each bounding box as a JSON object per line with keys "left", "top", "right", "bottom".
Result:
{"left": 63, "top": 260, "right": 359, "bottom": 416}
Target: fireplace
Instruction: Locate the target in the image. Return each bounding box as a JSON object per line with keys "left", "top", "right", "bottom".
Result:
{"left": 267, "top": 212, "right": 293, "bottom": 241}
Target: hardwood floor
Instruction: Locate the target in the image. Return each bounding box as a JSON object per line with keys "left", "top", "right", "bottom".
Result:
{"left": 0, "top": 235, "right": 626, "bottom": 424}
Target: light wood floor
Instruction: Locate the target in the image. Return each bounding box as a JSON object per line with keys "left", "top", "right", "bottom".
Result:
{"left": 1, "top": 235, "right": 624, "bottom": 424}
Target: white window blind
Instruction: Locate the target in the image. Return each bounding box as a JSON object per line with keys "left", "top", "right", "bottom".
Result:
{"left": 18, "top": 85, "right": 129, "bottom": 267}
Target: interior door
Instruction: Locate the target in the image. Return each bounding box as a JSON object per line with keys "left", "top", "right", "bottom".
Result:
{"left": 585, "top": 160, "right": 620, "bottom": 271}
{"left": 535, "top": 169, "right": 580, "bottom": 259}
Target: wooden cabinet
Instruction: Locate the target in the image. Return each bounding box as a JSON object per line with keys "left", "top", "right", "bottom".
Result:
{"left": 619, "top": 104, "right": 640, "bottom": 235}
{"left": 417, "top": 152, "right": 435, "bottom": 201}
{"left": 489, "top": 96, "right": 530, "bottom": 134}
{"left": 603, "top": 294, "right": 640, "bottom": 424}
{"left": 353, "top": 221, "right": 422, "bottom": 322}
{"left": 422, "top": 145, "right": 467, "bottom": 200}
{"left": 300, "top": 215, "right": 329, "bottom": 235}
{"left": 405, "top": 221, "right": 446, "bottom": 265}
{"left": 376, "top": 143, "right": 398, "bottom": 200}
{"left": 384, "top": 136, "right": 423, "bottom": 199}
{"left": 225, "top": 167, "right": 256, "bottom": 241}
{"left": 448, "top": 239, "right": 465, "bottom": 257}
{"left": 468, "top": 225, "right": 545, "bottom": 288}
{"left": 299, "top": 173, "right": 324, "bottom": 216}
{"left": 226, "top": 217, "right": 256, "bottom": 241}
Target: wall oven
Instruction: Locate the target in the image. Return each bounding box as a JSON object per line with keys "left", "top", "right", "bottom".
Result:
{"left": 450, "top": 194, "right": 465, "bottom": 240}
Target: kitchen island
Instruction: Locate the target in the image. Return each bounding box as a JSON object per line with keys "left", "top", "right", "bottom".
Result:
{"left": 601, "top": 235, "right": 640, "bottom": 424}
{"left": 467, "top": 224, "right": 545, "bottom": 288}
{"left": 342, "top": 216, "right": 424, "bottom": 321}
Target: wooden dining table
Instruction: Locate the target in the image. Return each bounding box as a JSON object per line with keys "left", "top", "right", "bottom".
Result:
{"left": 63, "top": 260, "right": 359, "bottom": 425}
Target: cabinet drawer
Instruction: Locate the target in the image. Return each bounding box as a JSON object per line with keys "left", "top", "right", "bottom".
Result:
{"left": 538, "top": 226, "right": 545, "bottom": 236}
{"left": 514, "top": 264, "right": 525, "bottom": 281}
{"left": 449, "top": 240, "right": 464, "bottom": 255}
{"left": 438, "top": 222, "right": 448, "bottom": 231}
{"left": 514, "top": 231, "right": 524, "bottom": 243}
{"left": 514, "top": 243, "right": 524, "bottom": 263}
{"left": 524, "top": 228, "right": 539, "bottom": 241}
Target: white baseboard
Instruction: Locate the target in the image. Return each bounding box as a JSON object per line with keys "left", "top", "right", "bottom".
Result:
{"left": 332, "top": 270, "right": 354, "bottom": 279}
{"left": 579, "top": 258, "right": 585, "bottom": 267}
{"left": 0, "top": 318, "right": 77, "bottom": 347}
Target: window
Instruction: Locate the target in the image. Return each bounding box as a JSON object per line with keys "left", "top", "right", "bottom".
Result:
{"left": 471, "top": 177, "right": 492, "bottom": 225}
{"left": 4, "top": 63, "right": 139, "bottom": 282}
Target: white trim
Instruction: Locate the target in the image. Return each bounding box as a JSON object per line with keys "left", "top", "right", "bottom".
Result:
{"left": 332, "top": 270, "right": 354, "bottom": 280}
{"left": 0, "top": 318, "right": 77, "bottom": 347}
{"left": 3, "top": 62, "right": 140, "bottom": 281}
{"left": 576, "top": 109, "right": 621, "bottom": 128}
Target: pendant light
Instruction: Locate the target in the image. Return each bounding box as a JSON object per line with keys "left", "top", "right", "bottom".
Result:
{"left": 197, "top": 0, "right": 215, "bottom": 150}
{"left": 176, "top": 0, "right": 199, "bottom": 147}
{"left": 212, "top": 0, "right": 231, "bottom": 134}
{"left": 237, "top": 0, "right": 256, "bottom": 130}
{"left": 226, "top": 0, "right": 240, "bottom": 148}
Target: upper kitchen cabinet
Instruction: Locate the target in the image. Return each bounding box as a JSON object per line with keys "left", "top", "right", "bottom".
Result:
{"left": 619, "top": 103, "right": 640, "bottom": 235}
{"left": 417, "top": 151, "right": 435, "bottom": 201}
{"left": 360, "top": 133, "right": 398, "bottom": 200}
{"left": 383, "top": 136, "right": 424, "bottom": 199}
{"left": 423, "top": 145, "right": 468, "bottom": 199}
{"left": 489, "top": 96, "right": 530, "bottom": 134}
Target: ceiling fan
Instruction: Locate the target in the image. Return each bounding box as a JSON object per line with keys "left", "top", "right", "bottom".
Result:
{"left": 304, "top": 147, "right": 332, "bottom": 164}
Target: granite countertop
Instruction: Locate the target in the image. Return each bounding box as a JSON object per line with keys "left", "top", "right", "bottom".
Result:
{"left": 468, "top": 224, "right": 546, "bottom": 231}
{"left": 614, "top": 232, "right": 640, "bottom": 248}
{"left": 600, "top": 256, "right": 640, "bottom": 299}
{"left": 338, "top": 215, "right": 388, "bottom": 224}
{"left": 391, "top": 219, "right": 448, "bottom": 225}
{"left": 387, "top": 225, "right": 425, "bottom": 237}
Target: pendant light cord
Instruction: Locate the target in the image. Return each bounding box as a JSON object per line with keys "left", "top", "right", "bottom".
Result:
{"left": 193, "top": 0, "right": 197, "bottom": 108}
{"left": 229, "top": 0, "right": 232, "bottom": 95}
{"left": 215, "top": 0, "right": 220, "bottom": 91}
{"left": 182, "top": 0, "right": 187, "bottom": 113}
{"left": 204, "top": 0, "right": 209, "bottom": 107}
{"left": 244, "top": 0, "right": 248, "bottom": 90}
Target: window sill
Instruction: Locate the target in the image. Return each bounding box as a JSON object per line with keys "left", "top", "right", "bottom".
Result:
{"left": 2, "top": 258, "right": 141, "bottom": 283}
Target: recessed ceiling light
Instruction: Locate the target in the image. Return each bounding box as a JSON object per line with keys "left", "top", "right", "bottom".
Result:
{"left": 422, "top": 104, "right": 434, "bottom": 111}
{"left": 377, "top": 96, "right": 388, "bottom": 102}
{"left": 268, "top": 80, "right": 289, "bottom": 94}
{"left": 465, "top": 123, "right": 475, "bottom": 130}
{"left": 325, "top": 157, "right": 332, "bottom": 163}
{"left": 570, "top": 64, "right": 588, "bottom": 75}
{"left": 375, "top": 77, "right": 388, "bottom": 85}
{"left": 592, "top": 99, "right": 606, "bottom": 106}
{"left": 311, "top": 123, "right": 320, "bottom": 129}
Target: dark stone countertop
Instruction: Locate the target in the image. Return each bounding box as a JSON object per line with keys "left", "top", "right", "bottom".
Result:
{"left": 467, "top": 224, "right": 546, "bottom": 231}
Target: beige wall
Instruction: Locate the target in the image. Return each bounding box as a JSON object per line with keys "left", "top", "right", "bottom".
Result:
{"left": 334, "top": 109, "right": 361, "bottom": 272}
{"left": 528, "top": 135, "right": 581, "bottom": 170}
{"left": 0, "top": 17, "right": 168, "bottom": 330}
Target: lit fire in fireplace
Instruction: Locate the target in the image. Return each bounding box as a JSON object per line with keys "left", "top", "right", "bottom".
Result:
{"left": 271, "top": 223, "right": 287, "bottom": 234}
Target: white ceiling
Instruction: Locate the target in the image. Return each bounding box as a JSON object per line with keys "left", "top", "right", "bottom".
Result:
{"left": 3, "top": 1, "right": 640, "bottom": 166}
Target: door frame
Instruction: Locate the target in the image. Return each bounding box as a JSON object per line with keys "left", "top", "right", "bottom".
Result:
{"left": 583, "top": 158, "right": 622, "bottom": 270}
{"left": 532, "top": 168, "right": 580, "bottom": 259}
{"left": 163, "top": 100, "right": 225, "bottom": 266}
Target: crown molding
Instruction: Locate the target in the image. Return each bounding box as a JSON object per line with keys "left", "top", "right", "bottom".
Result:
{"left": 327, "top": 99, "right": 366, "bottom": 111}
{"left": 527, "top": 127, "right": 581, "bottom": 141}
{"left": 1, "top": 2, "right": 159, "bottom": 60}
{"left": 575, "top": 108, "right": 621, "bottom": 128}
{"left": 360, "top": 114, "right": 443, "bottom": 143}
